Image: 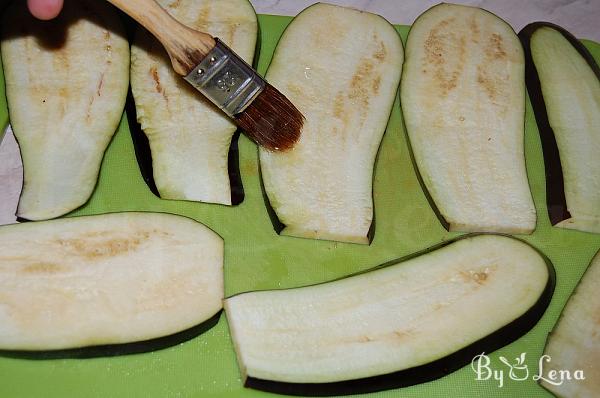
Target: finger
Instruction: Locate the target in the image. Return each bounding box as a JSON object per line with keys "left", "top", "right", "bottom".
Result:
{"left": 27, "top": 0, "right": 64, "bottom": 20}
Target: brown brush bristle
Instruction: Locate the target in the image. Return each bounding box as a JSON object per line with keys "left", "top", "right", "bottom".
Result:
{"left": 234, "top": 84, "right": 304, "bottom": 151}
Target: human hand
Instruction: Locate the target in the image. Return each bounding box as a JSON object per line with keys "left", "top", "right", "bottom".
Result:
{"left": 27, "top": 0, "right": 63, "bottom": 20}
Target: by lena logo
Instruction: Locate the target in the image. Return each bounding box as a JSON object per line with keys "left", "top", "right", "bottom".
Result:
{"left": 499, "top": 352, "right": 529, "bottom": 381}
{"left": 471, "top": 352, "right": 585, "bottom": 388}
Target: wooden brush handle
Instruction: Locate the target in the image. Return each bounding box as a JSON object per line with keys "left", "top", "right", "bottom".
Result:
{"left": 106, "top": 0, "right": 215, "bottom": 75}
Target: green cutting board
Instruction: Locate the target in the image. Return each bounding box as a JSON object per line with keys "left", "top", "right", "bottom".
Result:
{"left": 1, "top": 14, "right": 599, "bottom": 398}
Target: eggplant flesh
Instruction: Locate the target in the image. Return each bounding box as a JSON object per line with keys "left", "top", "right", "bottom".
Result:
{"left": 541, "top": 250, "right": 600, "bottom": 397}
{"left": 0, "top": 0, "right": 129, "bottom": 220}
{"left": 259, "top": 3, "right": 403, "bottom": 244}
{"left": 401, "top": 3, "right": 536, "bottom": 234}
{"left": 225, "top": 235, "right": 554, "bottom": 395}
{"left": 130, "top": 0, "right": 257, "bottom": 205}
{"left": 520, "top": 23, "right": 600, "bottom": 234}
{"left": 0, "top": 212, "right": 223, "bottom": 351}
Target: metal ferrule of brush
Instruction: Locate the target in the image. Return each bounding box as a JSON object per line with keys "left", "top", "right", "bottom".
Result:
{"left": 184, "top": 38, "right": 265, "bottom": 117}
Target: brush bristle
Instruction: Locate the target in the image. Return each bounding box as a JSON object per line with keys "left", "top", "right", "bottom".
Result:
{"left": 234, "top": 84, "right": 304, "bottom": 151}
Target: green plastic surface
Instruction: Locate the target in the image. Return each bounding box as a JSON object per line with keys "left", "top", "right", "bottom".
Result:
{"left": 0, "top": 14, "right": 599, "bottom": 398}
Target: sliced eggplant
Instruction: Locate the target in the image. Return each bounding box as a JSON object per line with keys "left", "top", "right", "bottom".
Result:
{"left": 0, "top": 0, "right": 129, "bottom": 220}
{"left": 520, "top": 23, "right": 600, "bottom": 234}
{"left": 0, "top": 212, "right": 223, "bottom": 351}
{"left": 259, "top": 3, "right": 403, "bottom": 244}
{"left": 401, "top": 3, "right": 536, "bottom": 234}
{"left": 540, "top": 250, "right": 600, "bottom": 397}
{"left": 130, "top": 0, "right": 258, "bottom": 205}
{"left": 225, "top": 234, "right": 554, "bottom": 395}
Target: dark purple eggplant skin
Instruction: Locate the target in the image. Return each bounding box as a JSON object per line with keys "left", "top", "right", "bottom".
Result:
{"left": 519, "top": 22, "right": 600, "bottom": 226}
{"left": 239, "top": 234, "right": 556, "bottom": 396}
{"left": 0, "top": 310, "right": 221, "bottom": 360}
{"left": 126, "top": 90, "right": 245, "bottom": 205}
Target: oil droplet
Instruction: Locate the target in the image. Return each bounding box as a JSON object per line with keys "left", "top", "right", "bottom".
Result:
{"left": 304, "top": 67, "right": 312, "bottom": 80}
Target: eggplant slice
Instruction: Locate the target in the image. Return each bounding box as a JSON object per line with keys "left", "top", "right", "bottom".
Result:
{"left": 520, "top": 23, "right": 600, "bottom": 234}
{"left": 0, "top": 212, "right": 223, "bottom": 351}
{"left": 130, "top": 0, "right": 257, "bottom": 205}
{"left": 401, "top": 3, "right": 536, "bottom": 234}
{"left": 225, "top": 234, "right": 554, "bottom": 395}
{"left": 259, "top": 3, "right": 403, "bottom": 244}
{"left": 0, "top": 0, "right": 129, "bottom": 220}
{"left": 540, "top": 249, "right": 600, "bottom": 397}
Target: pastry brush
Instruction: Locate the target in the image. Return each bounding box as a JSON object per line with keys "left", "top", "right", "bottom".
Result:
{"left": 107, "top": 0, "right": 303, "bottom": 151}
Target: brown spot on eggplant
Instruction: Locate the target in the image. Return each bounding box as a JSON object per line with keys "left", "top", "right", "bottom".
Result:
{"left": 486, "top": 33, "right": 507, "bottom": 59}
{"left": 476, "top": 66, "right": 496, "bottom": 100}
{"left": 349, "top": 60, "right": 374, "bottom": 102}
{"left": 469, "top": 16, "right": 480, "bottom": 42}
{"left": 423, "top": 19, "right": 465, "bottom": 95}
{"left": 518, "top": 22, "right": 600, "bottom": 225}
{"left": 149, "top": 66, "right": 163, "bottom": 94}
{"left": 51, "top": 49, "right": 70, "bottom": 72}
{"left": 53, "top": 234, "right": 145, "bottom": 259}
{"left": 329, "top": 57, "right": 384, "bottom": 139}
{"left": 149, "top": 66, "right": 171, "bottom": 112}
{"left": 285, "top": 83, "right": 303, "bottom": 98}
{"left": 20, "top": 262, "right": 66, "bottom": 274}
{"left": 394, "top": 330, "right": 409, "bottom": 338}
{"left": 472, "top": 32, "right": 513, "bottom": 109}
{"left": 476, "top": 65, "right": 508, "bottom": 104}
{"left": 372, "top": 76, "right": 381, "bottom": 94}
{"left": 86, "top": 72, "right": 106, "bottom": 122}
{"left": 195, "top": 3, "right": 211, "bottom": 29}
{"left": 346, "top": 57, "right": 385, "bottom": 128}
{"left": 372, "top": 38, "right": 387, "bottom": 61}
{"left": 332, "top": 94, "right": 345, "bottom": 120}
{"left": 55, "top": 87, "right": 69, "bottom": 119}
{"left": 460, "top": 269, "right": 490, "bottom": 285}
{"left": 168, "top": 0, "right": 182, "bottom": 9}
{"left": 96, "top": 72, "right": 105, "bottom": 97}
{"left": 225, "top": 24, "right": 237, "bottom": 47}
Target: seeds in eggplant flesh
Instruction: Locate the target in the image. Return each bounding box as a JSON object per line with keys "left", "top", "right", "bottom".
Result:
{"left": 0, "top": 0, "right": 130, "bottom": 220}
{"left": 225, "top": 234, "right": 554, "bottom": 395}
{"left": 259, "top": 3, "right": 404, "bottom": 244}
{"left": 401, "top": 3, "right": 536, "bottom": 234}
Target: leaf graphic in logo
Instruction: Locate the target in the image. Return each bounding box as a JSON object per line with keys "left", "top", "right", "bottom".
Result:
{"left": 500, "top": 353, "right": 529, "bottom": 381}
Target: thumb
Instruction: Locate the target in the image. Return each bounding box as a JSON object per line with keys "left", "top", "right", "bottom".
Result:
{"left": 27, "top": 0, "right": 64, "bottom": 20}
